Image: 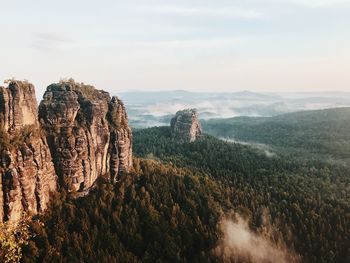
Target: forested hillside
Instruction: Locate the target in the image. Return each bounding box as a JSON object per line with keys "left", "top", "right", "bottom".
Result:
{"left": 202, "top": 107, "right": 350, "bottom": 161}
{"left": 19, "top": 126, "right": 350, "bottom": 263}
{"left": 133, "top": 128, "right": 350, "bottom": 262}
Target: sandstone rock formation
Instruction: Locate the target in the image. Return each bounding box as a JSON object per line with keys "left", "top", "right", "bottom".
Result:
{"left": 39, "top": 80, "right": 132, "bottom": 193}
{"left": 0, "top": 81, "right": 57, "bottom": 222}
{"left": 0, "top": 81, "right": 38, "bottom": 132}
{"left": 170, "top": 109, "right": 202, "bottom": 143}
{"left": 108, "top": 97, "right": 133, "bottom": 183}
{"left": 0, "top": 79, "right": 133, "bottom": 222}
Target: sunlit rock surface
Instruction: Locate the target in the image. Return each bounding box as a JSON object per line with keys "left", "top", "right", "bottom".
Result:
{"left": 0, "top": 81, "right": 57, "bottom": 222}
{"left": 0, "top": 79, "right": 133, "bottom": 222}
{"left": 39, "top": 81, "right": 132, "bottom": 193}
{"left": 170, "top": 109, "right": 202, "bottom": 143}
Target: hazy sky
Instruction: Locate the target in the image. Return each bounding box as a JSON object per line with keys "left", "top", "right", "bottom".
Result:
{"left": 1, "top": 0, "right": 350, "bottom": 97}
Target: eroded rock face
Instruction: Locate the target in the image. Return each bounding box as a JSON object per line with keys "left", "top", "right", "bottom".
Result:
{"left": 170, "top": 109, "right": 202, "bottom": 143}
{"left": 39, "top": 81, "right": 132, "bottom": 192}
{"left": 0, "top": 79, "right": 132, "bottom": 222}
{"left": 108, "top": 97, "right": 133, "bottom": 183}
{"left": 0, "top": 81, "right": 57, "bottom": 222}
{"left": 39, "top": 83, "right": 109, "bottom": 192}
{"left": 0, "top": 81, "right": 38, "bottom": 131}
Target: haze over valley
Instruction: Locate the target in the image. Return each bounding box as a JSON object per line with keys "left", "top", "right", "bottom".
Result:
{"left": 121, "top": 90, "right": 350, "bottom": 128}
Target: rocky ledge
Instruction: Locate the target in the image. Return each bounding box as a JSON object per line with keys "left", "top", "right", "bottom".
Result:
{"left": 170, "top": 109, "right": 202, "bottom": 143}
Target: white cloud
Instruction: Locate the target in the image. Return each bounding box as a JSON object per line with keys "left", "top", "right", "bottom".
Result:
{"left": 142, "top": 6, "right": 263, "bottom": 19}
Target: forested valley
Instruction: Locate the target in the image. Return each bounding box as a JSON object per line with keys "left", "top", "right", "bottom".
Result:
{"left": 18, "top": 121, "right": 350, "bottom": 262}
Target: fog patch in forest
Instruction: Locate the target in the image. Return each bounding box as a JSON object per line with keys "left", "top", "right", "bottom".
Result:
{"left": 219, "top": 137, "right": 276, "bottom": 158}
{"left": 214, "top": 212, "right": 300, "bottom": 263}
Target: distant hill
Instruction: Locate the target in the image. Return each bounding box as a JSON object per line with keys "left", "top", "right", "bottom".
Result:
{"left": 202, "top": 107, "right": 350, "bottom": 161}
{"left": 118, "top": 90, "right": 350, "bottom": 129}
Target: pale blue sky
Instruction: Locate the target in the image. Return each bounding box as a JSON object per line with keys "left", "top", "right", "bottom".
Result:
{"left": 1, "top": 0, "right": 350, "bottom": 96}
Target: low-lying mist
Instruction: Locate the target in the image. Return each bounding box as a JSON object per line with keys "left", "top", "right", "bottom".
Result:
{"left": 219, "top": 137, "right": 276, "bottom": 158}
{"left": 214, "top": 211, "right": 300, "bottom": 263}
{"left": 121, "top": 91, "right": 350, "bottom": 128}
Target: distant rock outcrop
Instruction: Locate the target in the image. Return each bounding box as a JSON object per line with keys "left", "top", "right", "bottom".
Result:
{"left": 0, "top": 79, "right": 133, "bottom": 222}
{"left": 170, "top": 109, "right": 202, "bottom": 143}
{"left": 0, "top": 81, "right": 57, "bottom": 222}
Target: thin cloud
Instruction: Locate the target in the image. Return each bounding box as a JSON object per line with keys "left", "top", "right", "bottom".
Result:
{"left": 125, "top": 37, "right": 245, "bottom": 49}
{"left": 32, "top": 32, "right": 73, "bottom": 50}
{"left": 142, "top": 6, "right": 264, "bottom": 19}
{"left": 276, "top": 0, "right": 350, "bottom": 7}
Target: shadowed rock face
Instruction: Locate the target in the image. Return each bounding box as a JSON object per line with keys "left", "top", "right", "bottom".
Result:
{"left": 170, "top": 109, "right": 202, "bottom": 143}
{"left": 0, "top": 81, "right": 57, "bottom": 222}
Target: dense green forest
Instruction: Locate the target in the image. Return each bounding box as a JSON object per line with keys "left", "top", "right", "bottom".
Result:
{"left": 202, "top": 107, "right": 350, "bottom": 162}
{"left": 18, "top": 123, "right": 350, "bottom": 262}
{"left": 21, "top": 161, "right": 224, "bottom": 262}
